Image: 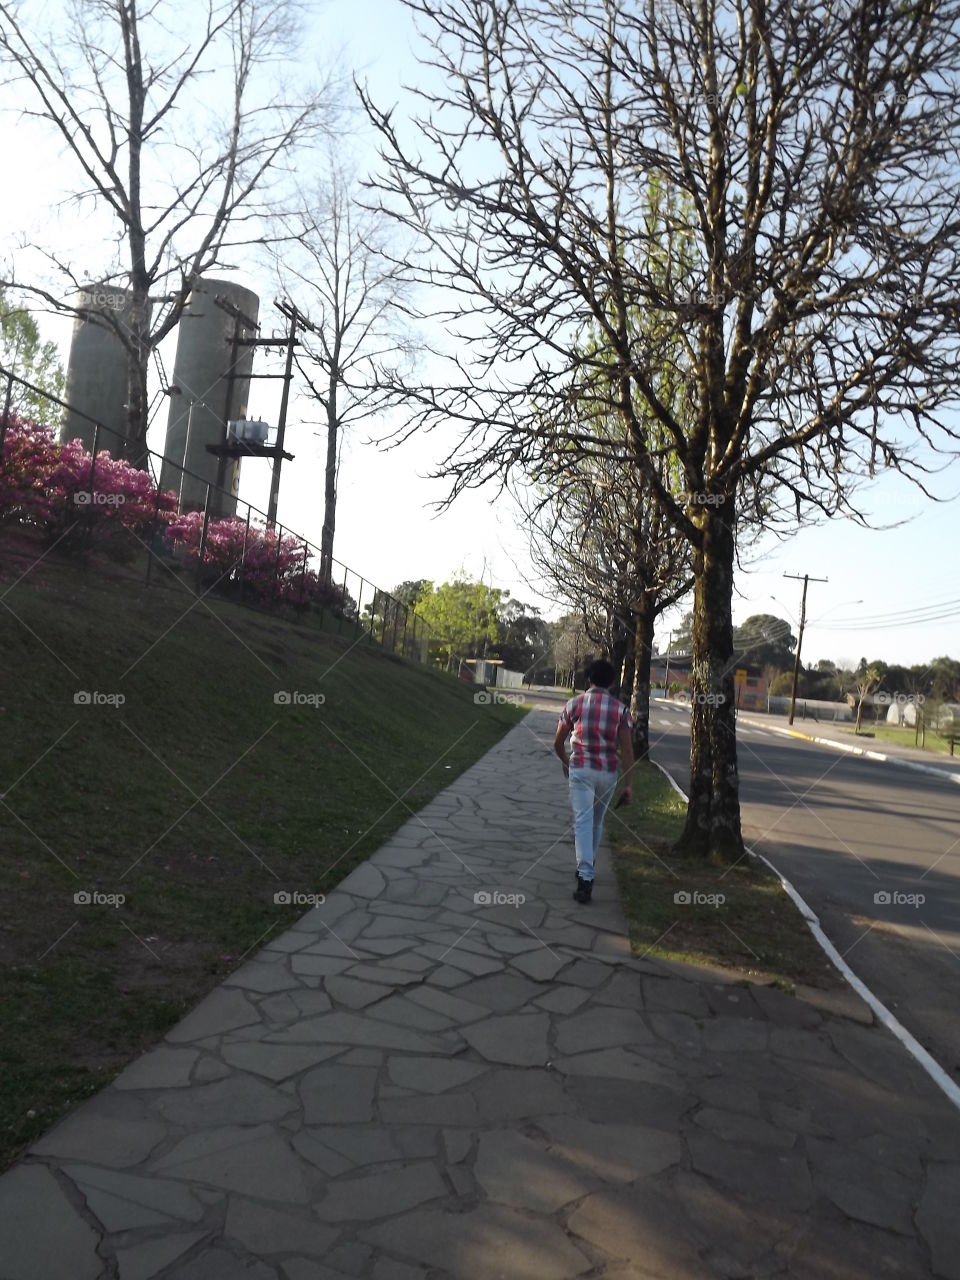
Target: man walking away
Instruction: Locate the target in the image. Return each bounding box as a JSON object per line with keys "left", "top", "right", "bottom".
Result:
{"left": 554, "top": 658, "right": 634, "bottom": 904}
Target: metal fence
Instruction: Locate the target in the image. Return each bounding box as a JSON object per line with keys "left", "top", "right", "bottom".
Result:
{"left": 0, "top": 364, "right": 433, "bottom": 664}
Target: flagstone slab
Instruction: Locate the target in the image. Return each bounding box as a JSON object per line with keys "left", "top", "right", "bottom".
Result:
{"left": 63, "top": 1164, "right": 206, "bottom": 1231}
{"left": 468, "top": 1067, "right": 575, "bottom": 1122}
{"left": 687, "top": 1132, "right": 815, "bottom": 1211}
{"left": 313, "top": 1163, "right": 448, "bottom": 1222}
{"left": 461, "top": 1012, "right": 550, "bottom": 1066}
{"left": 386, "top": 1056, "right": 488, "bottom": 1093}
{"left": 539, "top": 1115, "right": 683, "bottom": 1182}
{"left": 112, "top": 1046, "right": 199, "bottom": 1090}
{"left": 162, "top": 1246, "right": 280, "bottom": 1279}
{"left": 262, "top": 1013, "right": 454, "bottom": 1053}
{"left": 554, "top": 1007, "right": 656, "bottom": 1056}
{"left": 151, "top": 1125, "right": 311, "bottom": 1202}
{"left": 308, "top": 1125, "right": 403, "bottom": 1167}
{"left": 324, "top": 976, "right": 394, "bottom": 1008}
{"left": 165, "top": 988, "right": 261, "bottom": 1043}
{"left": 0, "top": 1163, "right": 102, "bottom": 1280}
{"left": 474, "top": 1129, "right": 600, "bottom": 1212}
{"left": 360, "top": 1204, "right": 592, "bottom": 1278}
{"left": 153, "top": 1074, "right": 297, "bottom": 1127}
{"left": 378, "top": 1093, "right": 481, "bottom": 1127}
{"left": 31, "top": 1098, "right": 168, "bottom": 1168}
{"left": 224, "top": 1197, "right": 339, "bottom": 1257}
{"left": 219, "top": 1042, "right": 343, "bottom": 1081}
{"left": 300, "top": 1065, "right": 379, "bottom": 1124}
{"left": 916, "top": 1163, "right": 960, "bottom": 1280}
{"left": 224, "top": 962, "right": 305, "bottom": 994}
{"left": 115, "top": 1231, "right": 207, "bottom": 1280}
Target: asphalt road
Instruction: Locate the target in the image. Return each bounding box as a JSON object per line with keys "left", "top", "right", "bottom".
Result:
{"left": 646, "top": 699, "right": 960, "bottom": 1080}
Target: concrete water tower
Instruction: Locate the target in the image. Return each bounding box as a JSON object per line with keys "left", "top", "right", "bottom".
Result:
{"left": 62, "top": 283, "right": 142, "bottom": 454}
{"left": 159, "top": 278, "right": 260, "bottom": 515}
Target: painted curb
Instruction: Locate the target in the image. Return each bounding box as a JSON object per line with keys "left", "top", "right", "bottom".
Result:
{"left": 650, "top": 758, "right": 960, "bottom": 1115}
{"left": 737, "top": 716, "right": 960, "bottom": 786}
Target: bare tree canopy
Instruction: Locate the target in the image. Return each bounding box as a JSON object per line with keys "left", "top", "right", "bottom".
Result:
{"left": 0, "top": 0, "right": 342, "bottom": 462}
{"left": 361, "top": 0, "right": 960, "bottom": 860}
{"left": 275, "top": 161, "right": 418, "bottom": 577}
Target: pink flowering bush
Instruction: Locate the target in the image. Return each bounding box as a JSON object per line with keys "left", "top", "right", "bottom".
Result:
{"left": 163, "top": 513, "right": 355, "bottom": 615}
{"left": 0, "top": 415, "right": 177, "bottom": 552}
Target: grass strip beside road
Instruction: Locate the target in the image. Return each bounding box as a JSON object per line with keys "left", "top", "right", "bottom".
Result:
{"left": 0, "top": 551, "right": 525, "bottom": 1172}
{"left": 608, "top": 763, "right": 841, "bottom": 992}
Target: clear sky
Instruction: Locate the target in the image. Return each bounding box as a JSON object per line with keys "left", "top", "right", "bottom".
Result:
{"left": 2, "top": 0, "right": 958, "bottom": 670}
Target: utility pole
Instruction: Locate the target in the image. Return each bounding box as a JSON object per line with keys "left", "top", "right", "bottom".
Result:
{"left": 663, "top": 630, "right": 673, "bottom": 696}
{"left": 784, "top": 573, "right": 828, "bottom": 725}
{"left": 269, "top": 302, "right": 300, "bottom": 529}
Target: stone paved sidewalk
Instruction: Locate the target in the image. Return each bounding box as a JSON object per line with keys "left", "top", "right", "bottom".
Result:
{"left": 3, "top": 710, "right": 960, "bottom": 1280}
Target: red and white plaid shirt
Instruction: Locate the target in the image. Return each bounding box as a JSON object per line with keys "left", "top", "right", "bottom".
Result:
{"left": 559, "top": 687, "right": 632, "bottom": 772}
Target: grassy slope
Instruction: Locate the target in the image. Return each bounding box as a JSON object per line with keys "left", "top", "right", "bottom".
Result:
{"left": 0, "top": 548, "right": 523, "bottom": 1170}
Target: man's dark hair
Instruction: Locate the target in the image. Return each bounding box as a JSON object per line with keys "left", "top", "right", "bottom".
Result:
{"left": 586, "top": 658, "right": 616, "bottom": 688}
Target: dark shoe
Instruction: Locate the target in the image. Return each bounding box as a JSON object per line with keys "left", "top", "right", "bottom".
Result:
{"left": 573, "top": 876, "right": 593, "bottom": 904}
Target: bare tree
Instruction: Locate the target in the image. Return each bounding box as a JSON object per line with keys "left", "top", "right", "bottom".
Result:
{"left": 526, "top": 452, "right": 691, "bottom": 759}
{"left": 0, "top": 0, "right": 341, "bottom": 464}
{"left": 276, "top": 163, "right": 417, "bottom": 580}
{"left": 361, "top": 0, "right": 960, "bottom": 861}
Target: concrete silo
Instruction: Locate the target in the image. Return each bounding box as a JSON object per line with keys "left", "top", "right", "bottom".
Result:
{"left": 62, "top": 283, "right": 141, "bottom": 454}
{"left": 159, "top": 279, "right": 260, "bottom": 515}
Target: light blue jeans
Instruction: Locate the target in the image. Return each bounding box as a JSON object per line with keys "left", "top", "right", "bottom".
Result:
{"left": 568, "top": 765, "right": 619, "bottom": 882}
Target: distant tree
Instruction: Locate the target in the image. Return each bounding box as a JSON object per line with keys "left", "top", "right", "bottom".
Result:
{"left": 733, "top": 615, "right": 797, "bottom": 673}
{"left": 496, "top": 599, "right": 551, "bottom": 680}
{"left": 551, "top": 613, "right": 589, "bottom": 689}
{"left": 415, "top": 577, "right": 503, "bottom": 669}
{"left": 392, "top": 579, "right": 430, "bottom": 607}
{"left": 854, "top": 665, "right": 882, "bottom": 734}
{"left": 0, "top": 290, "right": 64, "bottom": 427}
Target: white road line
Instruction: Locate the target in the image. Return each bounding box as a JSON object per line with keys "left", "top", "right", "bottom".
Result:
{"left": 649, "top": 757, "right": 960, "bottom": 1115}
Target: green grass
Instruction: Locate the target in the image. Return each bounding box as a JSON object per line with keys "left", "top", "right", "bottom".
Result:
{"left": 607, "top": 763, "right": 841, "bottom": 992}
{"left": 0, "top": 534, "right": 524, "bottom": 1171}
{"left": 844, "top": 723, "right": 958, "bottom": 756}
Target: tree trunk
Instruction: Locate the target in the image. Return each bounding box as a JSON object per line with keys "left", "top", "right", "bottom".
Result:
{"left": 675, "top": 500, "right": 744, "bottom": 863}
{"left": 320, "top": 378, "right": 338, "bottom": 583}
{"left": 121, "top": 294, "right": 151, "bottom": 468}
{"left": 630, "top": 591, "right": 654, "bottom": 760}
{"left": 620, "top": 627, "right": 635, "bottom": 706}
